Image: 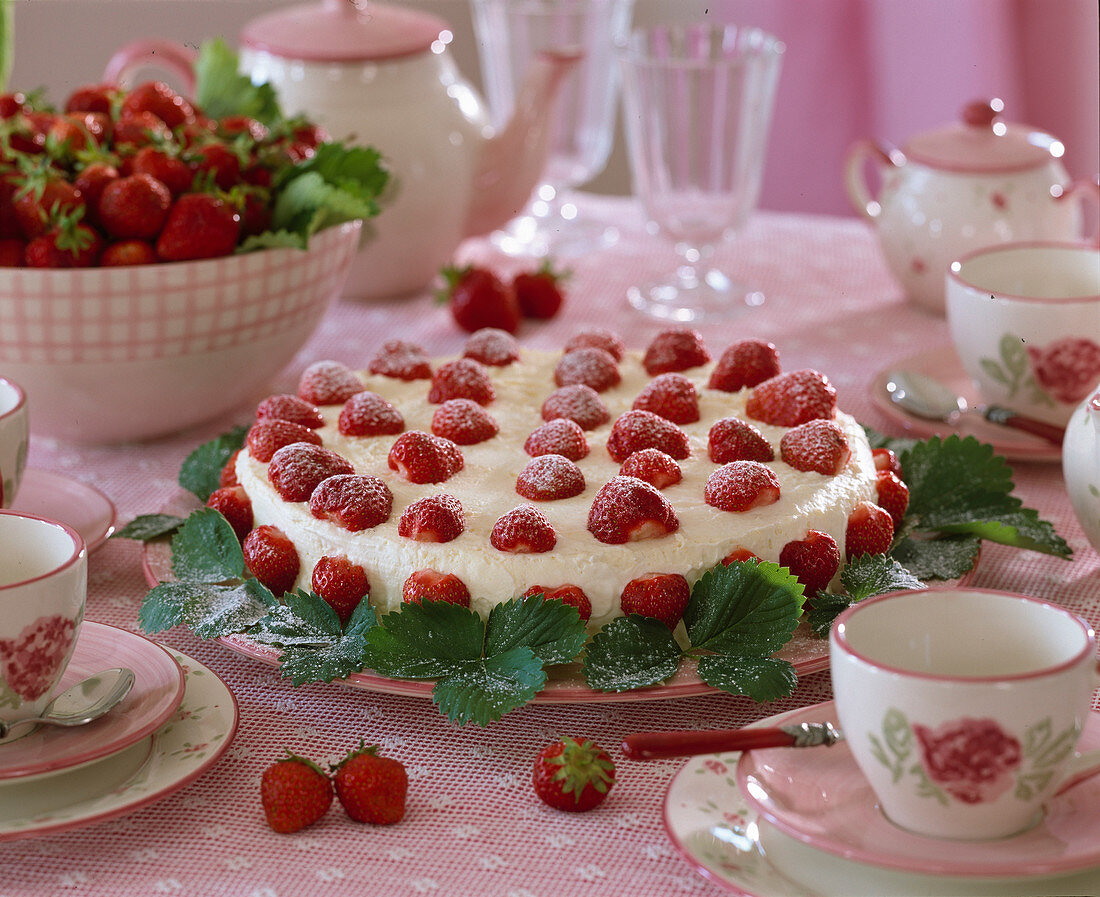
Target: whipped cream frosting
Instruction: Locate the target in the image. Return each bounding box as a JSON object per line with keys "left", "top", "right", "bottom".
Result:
{"left": 238, "top": 349, "right": 877, "bottom": 628}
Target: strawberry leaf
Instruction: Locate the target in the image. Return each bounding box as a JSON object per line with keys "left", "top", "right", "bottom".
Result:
{"left": 696, "top": 655, "right": 798, "bottom": 703}
{"left": 889, "top": 533, "right": 982, "bottom": 581}
{"left": 484, "top": 595, "right": 588, "bottom": 666}
{"left": 583, "top": 616, "right": 682, "bottom": 692}
{"left": 900, "top": 435, "right": 1070, "bottom": 558}
{"left": 139, "top": 578, "right": 273, "bottom": 639}
{"left": 807, "top": 594, "right": 857, "bottom": 638}
{"left": 170, "top": 508, "right": 246, "bottom": 583}
{"left": 194, "top": 38, "right": 281, "bottom": 125}
{"left": 805, "top": 554, "right": 925, "bottom": 636}
{"left": 111, "top": 513, "right": 185, "bottom": 542}
{"left": 248, "top": 591, "right": 379, "bottom": 685}
{"left": 430, "top": 647, "right": 546, "bottom": 727}
{"left": 178, "top": 426, "right": 248, "bottom": 502}
{"left": 683, "top": 561, "right": 805, "bottom": 656}
{"left": 841, "top": 554, "right": 924, "bottom": 601}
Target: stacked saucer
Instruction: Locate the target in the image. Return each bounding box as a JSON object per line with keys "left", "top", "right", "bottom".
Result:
{"left": 0, "top": 621, "right": 238, "bottom": 840}
{"left": 663, "top": 701, "right": 1100, "bottom": 897}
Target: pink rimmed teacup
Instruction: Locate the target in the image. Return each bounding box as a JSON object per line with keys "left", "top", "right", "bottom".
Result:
{"left": 0, "top": 377, "right": 29, "bottom": 508}
{"left": 830, "top": 588, "right": 1100, "bottom": 841}
{"left": 0, "top": 511, "right": 86, "bottom": 743}
{"left": 945, "top": 242, "right": 1100, "bottom": 428}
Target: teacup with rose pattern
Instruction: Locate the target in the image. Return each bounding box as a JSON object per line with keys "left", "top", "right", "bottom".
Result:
{"left": 830, "top": 588, "right": 1100, "bottom": 840}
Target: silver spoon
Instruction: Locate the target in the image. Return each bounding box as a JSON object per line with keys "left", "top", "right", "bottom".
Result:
{"left": 0, "top": 668, "right": 135, "bottom": 739}
{"left": 884, "top": 369, "right": 1064, "bottom": 445}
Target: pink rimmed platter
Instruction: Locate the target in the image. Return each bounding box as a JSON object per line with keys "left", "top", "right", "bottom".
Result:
{"left": 0, "top": 647, "right": 238, "bottom": 841}
{"left": 141, "top": 492, "right": 975, "bottom": 704}
{"left": 0, "top": 622, "right": 184, "bottom": 780}
{"left": 736, "top": 701, "right": 1100, "bottom": 879}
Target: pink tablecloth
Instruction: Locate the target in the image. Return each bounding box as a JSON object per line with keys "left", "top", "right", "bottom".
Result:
{"left": 4, "top": 197, "right": 1097, "bottom": 896}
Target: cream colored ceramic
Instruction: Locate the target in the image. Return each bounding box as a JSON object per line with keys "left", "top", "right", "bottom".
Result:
{"left": 0, "top": 378, "right": 28, "bottom": 508}
{"left": 830, "top": 589, "right": 1100, "bottom": 841}
{"left": 944, "top": 242, "right": 1100, "bottom": 428}
{"left": 1063, "top": 386, "right": 1100, "bottom": 552}
{"left": 0, "top": 512, "right": 87, "bottom": 742}
{"left": 105, "top": 1, "right": 578, "bottom": 301}
{"left": 846, "top": 99, "right": 1099, "bottom": 314}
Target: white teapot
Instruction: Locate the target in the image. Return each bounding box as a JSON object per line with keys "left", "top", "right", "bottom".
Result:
{"left": 1063, "top": 385, "right": 1100, "bottom": 553}
{"left": 106, "top": 1, "right": 578, "bottom": 300}
{"left": 845, "top": 99, "right": 1099, "bottom": 315}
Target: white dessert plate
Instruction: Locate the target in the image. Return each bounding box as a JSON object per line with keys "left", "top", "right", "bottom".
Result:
{"left": 869, "top": 346, "right": 1062, "bottom": 463}
{"left": 736, "top": 701, "right": 1100, "bottom": 879}
{"left": 0, "top": 622, "right": 185, "bottom": 780}
{"left": 0, "top": 646, "right": 238, "bottom": 841}
{"left": 664, "top": 750, "right": 1100, "bottom": 897}
{"left": 10, "top": 469, "right": 117, "bottom": 552}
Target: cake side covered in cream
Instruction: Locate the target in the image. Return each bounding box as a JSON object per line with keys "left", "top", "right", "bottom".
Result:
{"left": 237, "top": 348, "right": 877, "bottom": 628}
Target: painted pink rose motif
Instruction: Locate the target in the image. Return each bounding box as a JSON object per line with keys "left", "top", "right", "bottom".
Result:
{"left": 0, "top": 614, "right": 76, "bottom": 701}
{"left": 1026, "top": 337, "right": 1100, "bottom": 404}
{"left": 914, "top": 717, "right": 1022, "bottom": 805}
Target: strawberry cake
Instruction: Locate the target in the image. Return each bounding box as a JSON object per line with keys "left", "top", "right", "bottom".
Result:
{"left": 217, "top": 327, "right": 898, "bottom": 631}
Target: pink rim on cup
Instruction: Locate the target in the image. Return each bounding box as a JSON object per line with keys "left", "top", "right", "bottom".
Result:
{"left": 0, "top": 510, "right": 87, "bottom": 743}
{"left": 0, "top": 377, "right": 29, "bottom": 508}
{"left": 830, "top": 588, "right": 1100, "bottom": 841}
{"left": 945, "top": 241, "right": 1100, "bottom": 428}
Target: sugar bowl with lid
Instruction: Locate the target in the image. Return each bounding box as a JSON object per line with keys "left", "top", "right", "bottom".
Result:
{"left": 845, "top": 99, "right": 1099, "bottom": 314}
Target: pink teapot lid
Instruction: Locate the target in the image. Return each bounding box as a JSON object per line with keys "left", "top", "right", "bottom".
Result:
{"left": 902, "top": 99, "right": 1066, "bottom": 173}
{"left": 240, "top": 0, "right": 447, "bottom": 63}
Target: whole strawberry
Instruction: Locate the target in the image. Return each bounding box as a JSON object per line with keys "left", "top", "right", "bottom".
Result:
{"left": 439, "top": 265, "right": 521, "bottom": 334}
{"left": 532, "top": 736, "right": 616, "bottom": 812}
{"left": 260, "top": 752, "right": 334, "bottom": 833}
{"left": 514, "top": 260, "right": 568, "bottom": 319}
{"left": 155, "top": 193, "right": 241, "bottom": 261}
{"left": 332, "top": 743, "right": 408, "bottom": 825}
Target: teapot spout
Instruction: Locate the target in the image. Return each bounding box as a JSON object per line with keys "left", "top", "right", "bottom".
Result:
{"left": 464, "top": 49, "right": 581, "bottom": 239}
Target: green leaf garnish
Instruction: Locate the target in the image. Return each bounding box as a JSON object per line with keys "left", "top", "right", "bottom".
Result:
{"left": 901, "top": 435, "right": 1070, "bottom": 558}
{"left": 250, "top": 591, "right": 380, "bottom": 685}
{"left": 111, "top": 513, "right": 185, "bottom": 542}
{"left": 364, "top": 597, "right": 587, "bottom": 725}
{"left": 584, "top": 561, "right": 806, "bottom": 701}
{"left": 138, "top": 579, "right": 273, "bottom": 638}
{"left": 582, "top": 616, "right": 682, "bottom": 692}
{"left": 890, "top": 533, "right": 982, "bottom": 580}
{"left": 170, "top": 507, "right": 245, "bottom": 583}
{"left": 684, "top": 560, "right": 804, "bottom": 656}
{"left": 696, "top": 654, "right": 798, "bottom": 703}
{"left": 178, "top": 426, "right": 248, "bottom": 503}
{"left": 806, "top": 554, "right": 926, "bottom": 636}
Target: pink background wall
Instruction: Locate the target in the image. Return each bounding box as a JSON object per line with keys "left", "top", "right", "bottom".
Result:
{"left": 9, "top": 0, "right": 1099, "bottom": 217}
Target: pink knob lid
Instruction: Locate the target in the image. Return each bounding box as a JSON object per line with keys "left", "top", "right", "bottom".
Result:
{"left": 240, "top": 0, "right": 447, "bottom": 63}
{"left": 902, "top": 99, "right": 1066, "bottom": 173}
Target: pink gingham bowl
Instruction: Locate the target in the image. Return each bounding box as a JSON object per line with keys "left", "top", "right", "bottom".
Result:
{"left": 0, "top": 221, "right": 361, "bottom": 444}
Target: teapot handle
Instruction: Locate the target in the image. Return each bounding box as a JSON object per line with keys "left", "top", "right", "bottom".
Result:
{"left": 843, "top": 139, "right": 896, "bottom": 221}
{"left": 104, "top": 39, "right": 198, "bottom": 94}
{"left": 1055, "top": 177, "right": 1100, "bottom": 245}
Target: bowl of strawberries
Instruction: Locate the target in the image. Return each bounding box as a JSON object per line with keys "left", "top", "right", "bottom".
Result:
{"left": 0, "top": 42, "right": 388, "bottom": 443}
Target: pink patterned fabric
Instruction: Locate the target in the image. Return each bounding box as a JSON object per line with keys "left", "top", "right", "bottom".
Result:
{"left": 3, "top": 197, "right": 1097, "bottom": 895}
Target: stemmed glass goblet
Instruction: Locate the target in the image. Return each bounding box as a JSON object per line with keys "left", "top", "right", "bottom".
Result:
{"left": 471, "top": 0, "right": 634, "bottom": 258}
{"left": 619, "top": 23, "right": 784, "bottom": 322}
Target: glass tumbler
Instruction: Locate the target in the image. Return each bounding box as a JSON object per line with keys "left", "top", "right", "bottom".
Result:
{"left": 472, "top": 0, "right": 634, "bottom": 258}
{"left": 620, "top": 23, "right": 783, "bottom": 322}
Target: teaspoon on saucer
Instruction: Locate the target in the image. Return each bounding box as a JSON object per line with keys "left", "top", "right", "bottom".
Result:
{"left": 884, "top": 369, "right": 1065, "bottom": 445}
{"left": 0, "top": 668, "right": 135, "bottom": 739}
